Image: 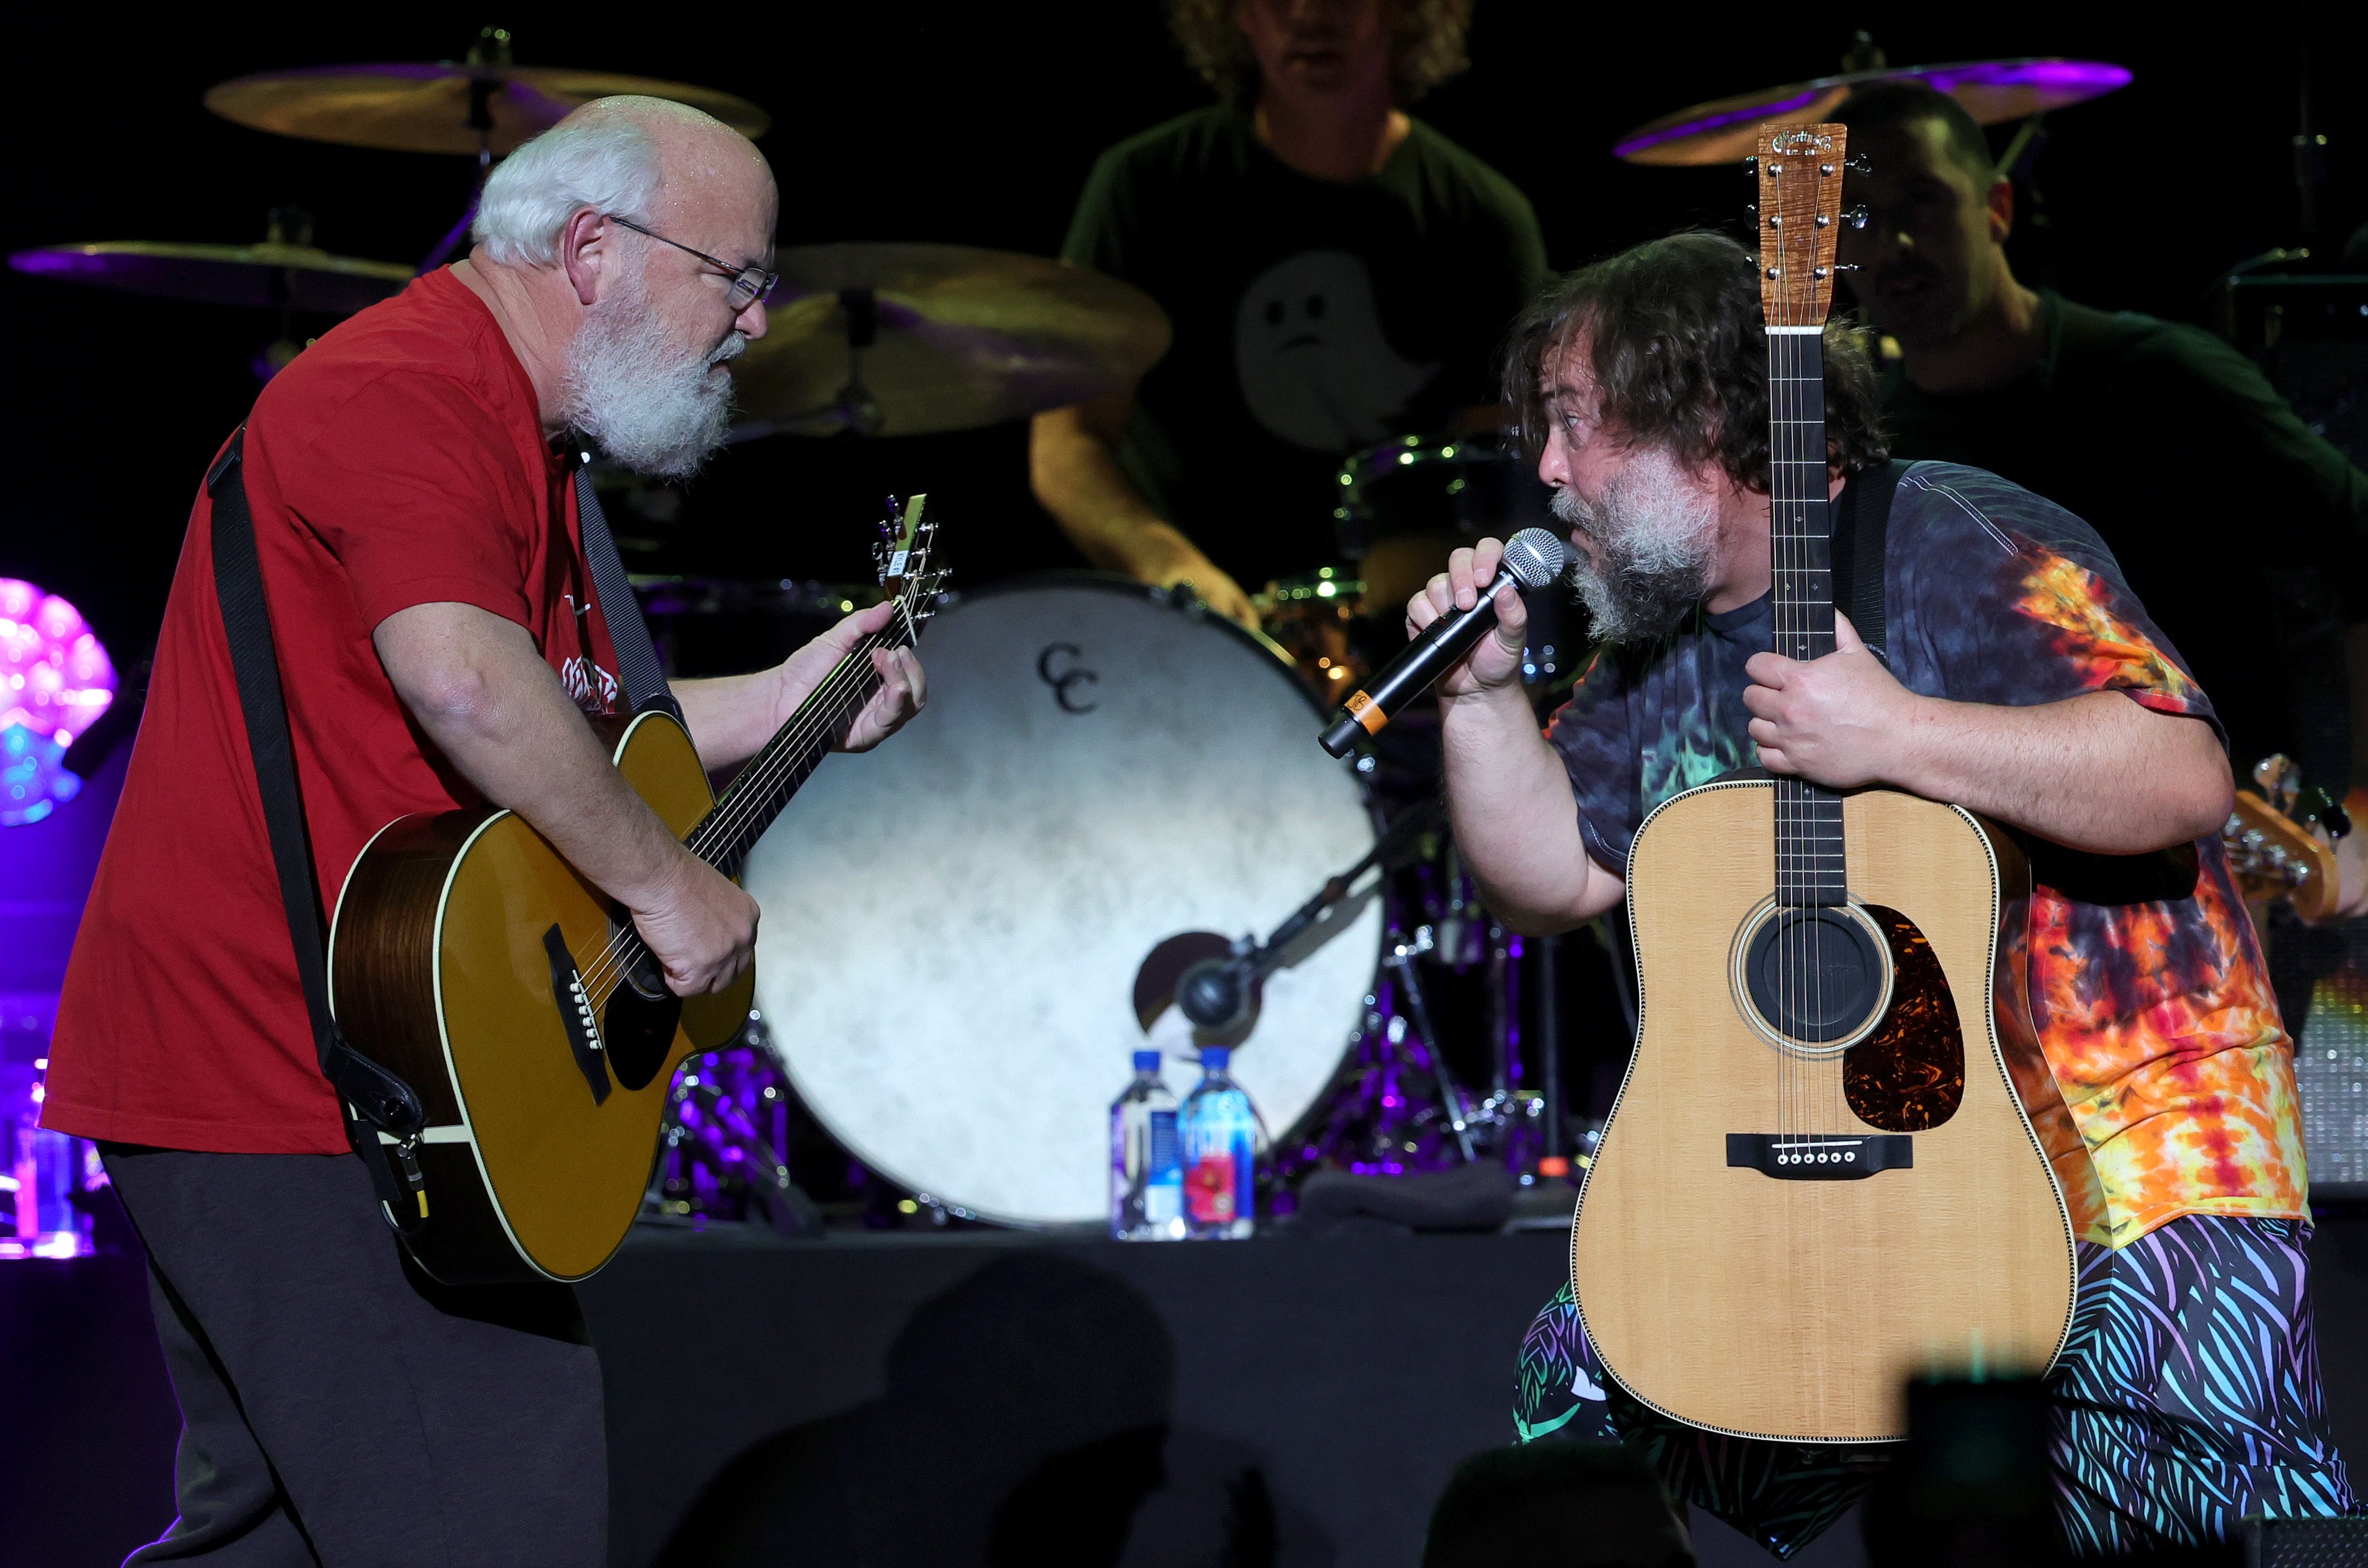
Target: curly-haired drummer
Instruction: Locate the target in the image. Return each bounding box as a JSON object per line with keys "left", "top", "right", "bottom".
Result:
{"left": 1032, "top": 0, "right": 1545, "bottom": 628}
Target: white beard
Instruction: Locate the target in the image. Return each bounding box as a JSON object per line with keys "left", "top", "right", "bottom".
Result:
{"left": 1551, "top": 445, "right": 1722, "bottom": 645}
{"left": 561, "top": 264, "right": 744, "bottom": 479}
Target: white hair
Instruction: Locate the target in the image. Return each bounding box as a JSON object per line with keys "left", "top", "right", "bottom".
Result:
{"left": 471, "top": 96, "right": 722, "bottom": 265}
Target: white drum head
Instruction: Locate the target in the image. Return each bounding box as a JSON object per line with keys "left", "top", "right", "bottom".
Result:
{"left": 744, "top": 579, "right": 1382, "bottom": 1226}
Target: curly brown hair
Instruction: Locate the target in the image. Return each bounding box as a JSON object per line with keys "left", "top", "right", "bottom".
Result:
{"left": 1501, "top": 231, "right": 1888, "bottom": 491}
{"left": 1167, "top": 0, "right": 1475, "bottom": 105}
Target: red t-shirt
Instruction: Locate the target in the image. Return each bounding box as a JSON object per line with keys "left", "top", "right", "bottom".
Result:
{"left": 43, "top": 267, "right": 621, "bottom": 1154}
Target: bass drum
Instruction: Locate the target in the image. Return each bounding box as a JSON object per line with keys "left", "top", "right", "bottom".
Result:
{"left": 743, "top": 577, "right": 1383, "bottom": 1226}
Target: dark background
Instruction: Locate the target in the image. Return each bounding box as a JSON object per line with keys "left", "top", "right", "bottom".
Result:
{"left": 4, "top": 3, "right": 2362, "bottom": 674}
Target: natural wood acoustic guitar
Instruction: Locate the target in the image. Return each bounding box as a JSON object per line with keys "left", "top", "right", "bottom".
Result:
{"left": 328, "top": 496, "right": 944, "bottom": 1285}
{"left": 1568, "top": 125, "right": 2078, "bottom": 1442}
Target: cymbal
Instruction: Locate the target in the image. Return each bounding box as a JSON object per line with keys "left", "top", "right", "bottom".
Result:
{"left": 729, "top": 244, "right": 1173, "bottom": 440}
{"left": 1614, "top": 58, "right": 2132, "bottom": 166}
{"left": 7, "top": 241, "right": 413, "bottom": 314}
{"left": 205, "top": 64, "right": 770, "bottom": 156}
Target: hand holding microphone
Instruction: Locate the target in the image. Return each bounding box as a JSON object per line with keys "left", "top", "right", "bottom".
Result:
{"left": 1319, "top": 528, "right": 1570, "bottom": 757}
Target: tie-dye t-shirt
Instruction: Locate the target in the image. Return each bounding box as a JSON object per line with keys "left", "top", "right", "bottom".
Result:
{"left": 1547, "top": 461, "right": 2307, "bottom": 1248}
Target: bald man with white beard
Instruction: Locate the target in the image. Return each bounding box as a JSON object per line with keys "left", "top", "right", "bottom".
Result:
{"left": 42, "top": 97, "right": 924, "bottom": 1565}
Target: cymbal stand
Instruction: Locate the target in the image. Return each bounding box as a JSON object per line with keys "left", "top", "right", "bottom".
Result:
{"left": 417, "top": 29, "right": 512, "bottom": 274}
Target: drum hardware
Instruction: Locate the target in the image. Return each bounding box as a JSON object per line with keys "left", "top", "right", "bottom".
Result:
{"left": 743, "top": 576, "right": 1383, "bottom": 1227}
{"left": 1611, "top": 56, "right": 2132, "bottom": 167}
{"left": 643, "top": 1013, "right": 822, "bottom": 1237}
{"left": 202, "top": 35, "right": 771, "bottom": 158}
{"left": 7, "top": 207, "right": 413, "bottom": 324}
{"left": 1256, "top": 568, "right": 1368, "bottom": 708}
{"left": 726, "top": 244, "right": 1172, "bottom": 440}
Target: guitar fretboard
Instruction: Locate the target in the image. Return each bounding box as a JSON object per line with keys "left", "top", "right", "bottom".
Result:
{"left": 1769, "top": 329, "right": 1846, "bottom": 907}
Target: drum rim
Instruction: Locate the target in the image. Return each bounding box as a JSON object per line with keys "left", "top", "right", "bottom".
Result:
{"left": 948, "top": 570, "right": 1325, "bottom": 715}
{"left": 750, "top": 571, "right": 1388, "bottom": 1227}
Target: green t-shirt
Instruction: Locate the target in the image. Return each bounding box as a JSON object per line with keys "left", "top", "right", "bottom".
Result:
{"left": 1061, "top": 105, "right": 1547, "bottom": 586}
{"left": 1880, "top": 290, "right": 2368, "bottom": 788}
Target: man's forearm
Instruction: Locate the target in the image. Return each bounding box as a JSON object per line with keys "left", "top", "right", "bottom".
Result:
{"left": 375, "top": 605, "right": 693, "bottom": 909}
{"left": 1029, "top": 403, "right": 1189, "bottom": 577}
{"left": 1439, "top": 685, "right": 1620, "bottom": 933}
{"left": 672, "top": 672, "right": 774, "bottom": 773}
{"left": 1883, "top": 690, "right": 2232, "bottom": 854}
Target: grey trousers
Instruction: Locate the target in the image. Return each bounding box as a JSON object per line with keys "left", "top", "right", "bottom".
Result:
{"left": 103, "top": 1145, "right": 607, "bottom": 1567}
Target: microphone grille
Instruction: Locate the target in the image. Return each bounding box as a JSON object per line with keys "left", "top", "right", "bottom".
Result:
{"left": 1502, "top": 527, "right": 1570, "bottom": 590}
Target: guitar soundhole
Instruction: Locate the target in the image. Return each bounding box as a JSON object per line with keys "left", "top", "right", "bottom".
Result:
{"left": 1740, "top": 904, "right": 1888, "bottom": 1046}
{"left": 603, "top": 986, "right": 682, "bottom": 1092}
{"left": 1843, "top": 904, "right": 1964, "bottom": 1132}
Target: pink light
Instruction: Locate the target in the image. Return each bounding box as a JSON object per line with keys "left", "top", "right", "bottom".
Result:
{"left": 0, "top": 578, "right": 115, "bottom": 827}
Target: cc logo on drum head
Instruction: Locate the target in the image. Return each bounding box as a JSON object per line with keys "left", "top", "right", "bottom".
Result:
{"left": 1037, "top": 642, "right": 1099, "bottom": 714}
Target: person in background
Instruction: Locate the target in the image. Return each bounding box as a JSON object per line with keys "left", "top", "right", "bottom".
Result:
{"left": 1032, "top": 0, "right": 1546, "bottom": 628}
{"left": 1833, "top": 81, "right": 2368, "bottom": 946}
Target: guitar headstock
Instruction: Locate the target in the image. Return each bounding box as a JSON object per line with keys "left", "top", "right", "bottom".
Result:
{"left": 1753, "top": 122, "right": 1854, "bottom": 330}
{"left": 872, "top": 494, "right": 949, "bottom": 644}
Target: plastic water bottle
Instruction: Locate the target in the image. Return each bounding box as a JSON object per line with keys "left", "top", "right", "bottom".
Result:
{"left": 1110, "top": 1050, "right": 1184, "bottom": 1240}
{"left": 1179, "top": 1047, "right": 1260, "bottom": 1239}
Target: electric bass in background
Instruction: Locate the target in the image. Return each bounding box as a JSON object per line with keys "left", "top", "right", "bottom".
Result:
{"left": 328, "top": 497, "right": 945, "bottom": 1286}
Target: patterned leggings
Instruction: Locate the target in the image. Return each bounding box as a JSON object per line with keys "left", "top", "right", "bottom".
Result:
{"left": 1514, "top": 1216, "right": 2355, "bottom": 1558}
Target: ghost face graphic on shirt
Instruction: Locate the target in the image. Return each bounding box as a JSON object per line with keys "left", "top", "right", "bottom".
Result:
{"left": 1233, "top": 251, "right": 1437, "bottom": 452}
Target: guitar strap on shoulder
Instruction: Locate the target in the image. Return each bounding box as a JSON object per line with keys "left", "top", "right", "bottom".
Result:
{"left": 568, "top": 447, "right": 682, "bottom": 722}
{"left": 1830, "top": 457, "right": 1911, "bottom": 664}
{"left": 206, "top": 429, "right": 429, "bottom": 1235}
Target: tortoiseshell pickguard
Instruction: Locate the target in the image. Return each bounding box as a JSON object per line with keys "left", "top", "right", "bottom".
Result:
{"left": 1844, "top": 904, "right": 1965, "bottom": 1132}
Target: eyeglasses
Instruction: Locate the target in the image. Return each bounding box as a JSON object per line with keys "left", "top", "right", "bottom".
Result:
{"left": 607, "top": 215, "right": 779, "bottom": 311}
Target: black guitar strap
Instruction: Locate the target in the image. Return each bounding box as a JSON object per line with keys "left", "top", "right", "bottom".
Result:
{"left": 568, "top": 447, "right": 681, "bottom": 721}
{"left": 1830, "top": 458, "right": 1911, "bottom": 662}
{"left": 205, "top": 429, "right": 429, "bottom": 1235}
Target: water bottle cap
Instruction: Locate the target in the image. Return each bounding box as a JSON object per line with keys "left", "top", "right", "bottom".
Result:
{"left": 1132, "top": 1049, "right": 1161, "bottom": 1072}
{"left": 1199, "top": 1047, "right": 1230, "bottom": 1071}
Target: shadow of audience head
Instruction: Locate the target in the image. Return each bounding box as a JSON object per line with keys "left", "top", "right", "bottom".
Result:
{"left": 1423, "top": 1443, "right": 1694, "bottom": 1568}
{"left": 656, "top": 1251, "right": 1179, "bottom": 1568}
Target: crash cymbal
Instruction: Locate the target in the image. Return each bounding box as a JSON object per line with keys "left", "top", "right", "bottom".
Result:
{"left": 730, "top": 244, "right": 1173, "bottom": 440}
{"left": 205, "top": 63, "right": 769, "bottom": 157}
{"left": 7, "top": 241, "right": 413, "bottom": 314}
{"left": 1614, "top": 58, "right": 2131, "bottom": 166}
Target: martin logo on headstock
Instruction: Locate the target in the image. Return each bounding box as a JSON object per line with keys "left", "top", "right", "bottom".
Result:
{"left": 1751, "top": 123, "right": 1865, "bottom": 328}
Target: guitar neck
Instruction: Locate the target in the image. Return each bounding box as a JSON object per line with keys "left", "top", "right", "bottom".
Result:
{"left": 684, "top": 628, "right": 896, "bottom": 878}
{"left": 1768, "top": 327, "right": 1847, "bottom": 907}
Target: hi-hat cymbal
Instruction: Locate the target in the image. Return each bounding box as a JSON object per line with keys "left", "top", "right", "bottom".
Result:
{"left": 7, "top": 241, "right": 413, "bottom": 314}
{"left": 730, "top": 244, "right": 1173, "bottom": 440}
{"left": 1614, "top": 58, "right": 2132, "bottom": 166}
{"left": 205, "top": 64, "right": 770, "bottom": 156}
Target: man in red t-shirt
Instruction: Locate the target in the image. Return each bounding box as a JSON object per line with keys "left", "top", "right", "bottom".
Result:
{"left": 43, "top": 97, "right": 924, "bottom": 1565}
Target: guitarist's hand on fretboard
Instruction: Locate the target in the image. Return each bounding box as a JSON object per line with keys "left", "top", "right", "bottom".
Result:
{"left": 1741, "top": 611, "right": 1913, "bottom": 788}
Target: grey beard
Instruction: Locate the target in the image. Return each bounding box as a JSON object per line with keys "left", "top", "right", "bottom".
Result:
{"left": 561, "top": 271, "right": 743, "bottom": 480}
{"left": 1550, "top": 458, "right": 1718, "bottom": 646}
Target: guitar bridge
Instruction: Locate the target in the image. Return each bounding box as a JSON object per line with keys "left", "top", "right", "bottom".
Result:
{"left": 1727, "top": 1133, "right": 1910, "bottom": 1180}
{"left": 543, "top": 924, "right": 612, "bottom": 1105}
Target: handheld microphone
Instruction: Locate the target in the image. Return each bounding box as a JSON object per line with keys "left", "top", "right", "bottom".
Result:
{"left": 1318, "top": 527, "right": 1570, "bottom": 757}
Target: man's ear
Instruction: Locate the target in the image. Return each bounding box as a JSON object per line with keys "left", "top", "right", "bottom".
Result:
{"left": 558, "top": 207, "right": 609, "bottom": 308}
{"left": 1986, "top": 174, "right": 2015, "bottom": 247}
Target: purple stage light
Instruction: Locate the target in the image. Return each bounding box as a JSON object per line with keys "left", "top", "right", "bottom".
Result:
{"left": 1611, "top": 58, "right": 2133, "bottom": 166}
{"left": 0, "top": 579, "right": 116, "bottom": 827}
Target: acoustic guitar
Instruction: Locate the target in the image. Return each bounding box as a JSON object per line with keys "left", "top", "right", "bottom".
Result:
{"left": 1568, "top": 125, "right": 2078, "bottom": 1442}
{"left": 328, "top": 496, "right": 944, "bottom": 1285}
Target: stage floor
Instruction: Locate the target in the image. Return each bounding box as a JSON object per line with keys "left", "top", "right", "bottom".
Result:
{"left": 16, "top": 1214, "right": 2368, "bottom": 1567}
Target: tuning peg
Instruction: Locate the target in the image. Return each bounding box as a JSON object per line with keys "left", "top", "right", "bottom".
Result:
{"left": 1744, "top": 203, "right": 1758, "bottom": 218}
{"left": 1844, "top": 205, "right": 1870, "bottom": 229}
{"left": 1833, "top": 263, "right": 1861, "bottom": 273}
{"left": 1846, "top": 154, "right": 1872, "bottom": 176}
{"left": 1742, "top": 155, "right": 1758, "bottom": 176}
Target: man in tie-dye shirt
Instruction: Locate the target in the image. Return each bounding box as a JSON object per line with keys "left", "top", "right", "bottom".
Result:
{"left": 1412, "top": 232, "right": 2352, "bottom": 1556}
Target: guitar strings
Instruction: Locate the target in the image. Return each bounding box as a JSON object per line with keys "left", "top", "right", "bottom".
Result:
{"left": 573, "top": 633, "right": 887, "bottom": 1005}
{"left": 576, "top": 606, "right": 908, "bottom": 1001}
{"left": 572, "top": 590, "right": 923, "bottom": 1007}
